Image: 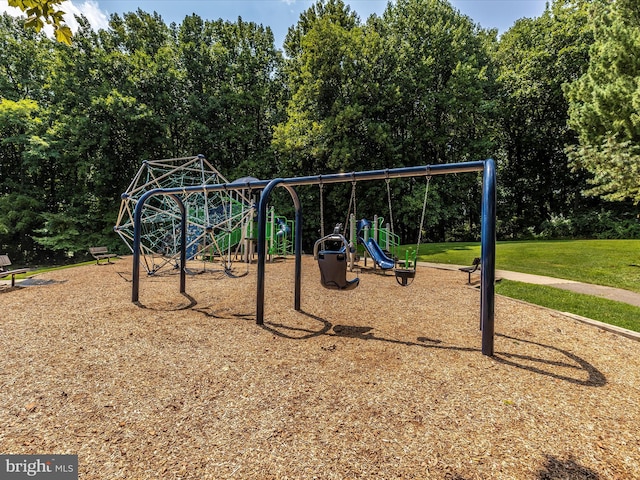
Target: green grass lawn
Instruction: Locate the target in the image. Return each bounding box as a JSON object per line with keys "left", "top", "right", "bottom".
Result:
{"left": 399, "top": 239, "right": 640, "bottom": 332}
{"left": 411, "top": 239, "right": 640, "bottom": 293}
{"left": 495, "top": 280, "right": 640, "bottom": 333}
{"left": 11, "top": 259, "right": 109, "bottom": 279}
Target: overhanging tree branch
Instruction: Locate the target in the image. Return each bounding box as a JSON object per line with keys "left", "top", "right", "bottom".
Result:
{"left": 9, "top": 0, "right": 72, "bottom": 44}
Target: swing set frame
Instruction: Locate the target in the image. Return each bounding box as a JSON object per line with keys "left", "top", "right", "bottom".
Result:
{"left": 130, "top": 159, "right": 497, "bottom": 356}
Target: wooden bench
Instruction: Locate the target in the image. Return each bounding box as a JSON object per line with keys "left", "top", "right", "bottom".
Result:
{"left": 459, "top": 257, "right": 481, "bottom": 284}
{"left": 89, "top": 247, "right": 118, "bottom": 265}
{"left": 0, "top": 254, "right": 29, "bottom": 287}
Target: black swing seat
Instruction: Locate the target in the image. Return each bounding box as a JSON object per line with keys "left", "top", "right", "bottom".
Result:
{"left": 394, "top": 268, "right": 415, "bottom": 286}
{"left": 314, "top": 233, "right": 359, "bottom": 291}
{"left": 317, "top": 250, "right": 360, "bottom": 291}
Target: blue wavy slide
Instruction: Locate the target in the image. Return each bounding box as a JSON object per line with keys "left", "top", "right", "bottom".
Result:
{"left": 361, "top": 237, "right": 395, "bottom": 270}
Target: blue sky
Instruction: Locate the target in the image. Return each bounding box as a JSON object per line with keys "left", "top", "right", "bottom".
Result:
{"left": 2, "top": 0, "right": 548, "bottom": 48}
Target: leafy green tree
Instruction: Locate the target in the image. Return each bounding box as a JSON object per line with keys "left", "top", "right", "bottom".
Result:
{"left": 283, "top": 0, "right": 359, "bottom": 58}
{"left": 178, "top": 17, "right": 283, "bottom": 178}
{"left": 274, "top": 0, "right": 495, "bottom": 242}
{"left": 0, "top": 98, "right": 47, "bottom": 259}
{"left": 39, "top": 14, "right": 171, "bottom": 254}
{"left": 0, "top": 13, "right": 51, "bottom": 101}
{"left": 276, "top": 1, "right": 381, "bottom": 243}
{"left": 377, "top": 0, "right": 496, "bottom": 241}
{"left": 275, "top": 1, "right": 371, "bottom": 175}
{"left": 0, "top": 15, "right": 57, "bottom": 260}
{"left": 566, "top": 0, "right": 640, "bottom": 204}
{"left": 1, "top": 10, "right": 285, "bottom": 260}
{"left": 226, "top": 19, "right": 285, "bottom": 179}
{"left": 379, "top": 0, "right": 494, "bottom": 165}
{"left": 494, "top": 0, "right": 595, "bottom": 236}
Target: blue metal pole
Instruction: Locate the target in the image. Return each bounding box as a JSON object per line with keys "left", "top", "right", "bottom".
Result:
{"left": 169, "top": 194, "right": 187, "bottom": 294}
{"left": 132, "top": 201, "right": 143, "bottom": 303}
{"left": 256, "top": 181, "right": 303, "bottom": 324}
{"left": 293, "top": 198, "right": 303, "bottom": 311}
{"left": 480, "top": 158, "right": 497, "bottom": 356}
{"left": 287, "top": 186, "right": 303, "bottom": 312}
{"left": 256, "top": 179, "right": 283, "bottom": 324}
{"left": 131, "top": 189, "right": 186, "bottom": 302}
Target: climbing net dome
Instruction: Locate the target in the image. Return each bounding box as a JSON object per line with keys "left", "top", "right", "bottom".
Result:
{"left": 115, "top": 155, "right": 253, "bottom": 274}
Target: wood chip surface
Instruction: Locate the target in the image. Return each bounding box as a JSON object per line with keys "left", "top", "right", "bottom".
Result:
{"left": 1, "top": 256, "right": 639, "bottom": 479}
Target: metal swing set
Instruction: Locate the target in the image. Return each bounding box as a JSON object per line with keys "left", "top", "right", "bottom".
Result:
{"left": 129, "top": 159, "right": 497, "bottom": 356}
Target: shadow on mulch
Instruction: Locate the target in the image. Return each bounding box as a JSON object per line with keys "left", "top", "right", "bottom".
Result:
{"left": 494, "top": 333, "right": 607, "bottom": 387}
{"left": 129, "top": 282, "right": 609, "bottom": 391}
{"left": 135, "top": 292, "right": 197, "bottom": 311}
{"left": 1, "top": 278, "right": 67, "bottom": 293}
{"left": 18, "top": 278, "right": 67, "bottom": 287}
{"left": 537, "top": 454, "right": 600, "bottom": 479}
{"left": 229, "top": 309, "right": 607, "bottom": 389}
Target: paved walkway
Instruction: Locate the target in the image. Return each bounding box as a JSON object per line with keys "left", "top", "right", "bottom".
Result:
{"left": 420, "top": 262, "right": 640, "bottom": 308}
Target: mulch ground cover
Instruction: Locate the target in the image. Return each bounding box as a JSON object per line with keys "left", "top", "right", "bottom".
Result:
{"left": 1, "top": 256, "right": 638, "bottom": 479}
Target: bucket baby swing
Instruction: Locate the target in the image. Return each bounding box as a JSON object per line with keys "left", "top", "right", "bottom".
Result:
{"left": 313, "top": 175, "right": 431, "bottom": 289}
{"left": 313, "top": 178, "right": 360, "bottom": 290}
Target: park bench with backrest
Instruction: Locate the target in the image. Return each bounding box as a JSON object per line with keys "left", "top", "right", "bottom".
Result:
{"left": 89, "top": 246, "right": 118, "bottom": 265}
{"left": 0, "top": 254, "right": 29, "bottom": 287}
{"left": 459, "top": 257, "right": 481, "bottom": 284}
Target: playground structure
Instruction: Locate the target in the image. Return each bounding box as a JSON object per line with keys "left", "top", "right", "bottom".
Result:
{"left": 316, "top": 174, "right": 430, "bottom": 287}
{"left": 314, "top": 215, "right": 398, "bottom": 271}
{"left": 266, "top": 207, "right": 294, "bottom": 260}
{"left": 128, "top": 159, "right": 496, "bottom": 356}
{"left": 114, "top": 156, "right": 294, "bottom": 275}
{"left": 311, "top": 216, "right": 399, "bottom": 291}
{"left": 354, "top": 217, "right": 397, "bottom": 270}
{"left": 313, "top": 214, "right": 421, "bottom": 289}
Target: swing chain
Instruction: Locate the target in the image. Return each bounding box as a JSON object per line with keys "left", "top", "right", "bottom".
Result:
{"left": 319, "top": 178, "right": 325, "bottom": 239}
{"left": 385, "top": 175, "right": 394, "bottom": 236}
{"left": 415, "top": 175, "right": 431, "bottom": 268}
{"left": 343, "top": 178, "right": 357, "bottom": 237}
{"left": 352, "top": 176, "right": 357, "bottom": 222}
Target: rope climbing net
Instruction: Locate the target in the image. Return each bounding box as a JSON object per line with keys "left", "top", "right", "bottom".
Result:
{"left": 114, "top": 155, "right": 252, "bottom": 275}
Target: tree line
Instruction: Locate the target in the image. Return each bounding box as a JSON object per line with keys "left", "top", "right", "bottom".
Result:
{"left": 1, "top": 0, "right": 639, "bottom": 264}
